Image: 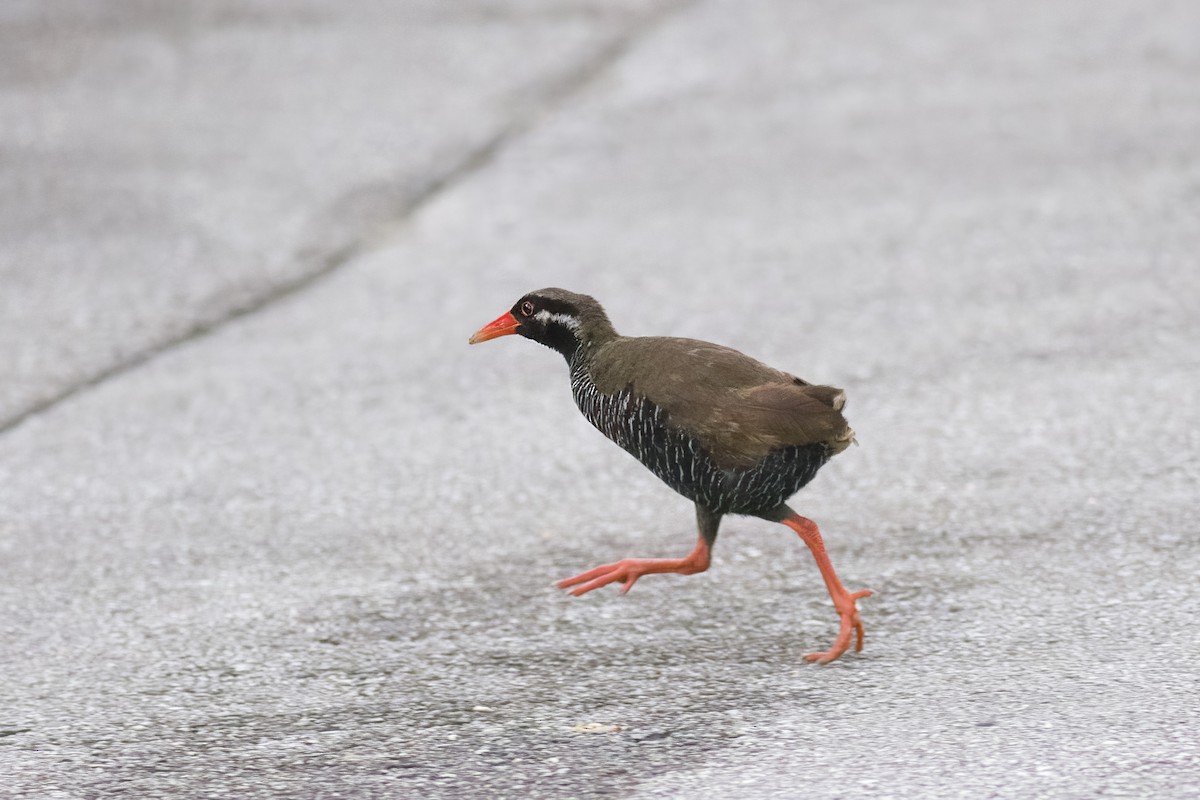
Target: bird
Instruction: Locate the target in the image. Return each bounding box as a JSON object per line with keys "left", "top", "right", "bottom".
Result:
{"left": 469, "top": 288, "right": 870, "bottom": 663}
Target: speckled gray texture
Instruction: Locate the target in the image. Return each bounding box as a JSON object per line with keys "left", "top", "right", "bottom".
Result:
{"left": 1, "top": 0, "right": 1198, "bottom": 798}
{"left": 0, "top": 0, "right": 671, "bottom": 424}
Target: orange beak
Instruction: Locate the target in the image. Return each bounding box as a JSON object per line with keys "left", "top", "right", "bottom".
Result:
{"left": 469, "top": 311, "right": 520, "bottom": 344}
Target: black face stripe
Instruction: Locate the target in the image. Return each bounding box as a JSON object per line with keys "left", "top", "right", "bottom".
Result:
{"left": 510, "top": 293, "right": 588, "bottom": 361}
{"left": 538, "top": 318, "right": 581, "bottom": 357}
{"left": 511, "top": 301, "right": 581, "bottom": 361}
{"left": 517, "top": 294, "right": 581, "bottom": 320}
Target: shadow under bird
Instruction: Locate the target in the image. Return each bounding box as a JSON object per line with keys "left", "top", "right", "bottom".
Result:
{"left": 469, "top": 288, "right": 870, "bottom": 663}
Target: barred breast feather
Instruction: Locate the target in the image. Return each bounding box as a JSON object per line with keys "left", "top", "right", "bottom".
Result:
{"left": 569, "top": 348, "right": 837, "bottom": 515}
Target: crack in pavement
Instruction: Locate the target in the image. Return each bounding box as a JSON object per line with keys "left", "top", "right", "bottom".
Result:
{"left": 0, "top": 0, "right": 697, "bottom": 439}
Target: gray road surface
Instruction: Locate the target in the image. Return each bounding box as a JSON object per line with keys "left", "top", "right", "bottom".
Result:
{"left": 2, "top": 1, "right": 1199, "bottom": 798}
{"left": 0, "top": 0, "right": 673, "bottom": 425}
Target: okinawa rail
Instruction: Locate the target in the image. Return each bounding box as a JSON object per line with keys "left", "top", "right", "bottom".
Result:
{"left": 469, "top": 288, "right": 870, "bottom": 663}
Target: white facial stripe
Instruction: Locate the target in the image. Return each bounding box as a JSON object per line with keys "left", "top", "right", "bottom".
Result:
{"left": 534, "top": 309, "right": 580, "bottom": 330}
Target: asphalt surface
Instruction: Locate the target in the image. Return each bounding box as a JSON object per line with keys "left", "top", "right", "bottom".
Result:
{"left": 0, "top": 0, "right": 673, "bottom": 425}
{"left": 3, "top": 1, "right": 1199, "bottom": 798}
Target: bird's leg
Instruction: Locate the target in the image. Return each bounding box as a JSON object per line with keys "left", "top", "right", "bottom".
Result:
{"left": 556, "top": 506, "right": 722, "bottom": 597}
{"left": 775, "top": 509, "right": 872, "bottom": 664}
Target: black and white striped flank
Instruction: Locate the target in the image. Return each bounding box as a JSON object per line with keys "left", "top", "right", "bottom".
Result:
{"left": 569, "top": 356, "right": 829, "bottom": 515}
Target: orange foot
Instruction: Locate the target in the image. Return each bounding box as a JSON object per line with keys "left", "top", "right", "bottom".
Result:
{"left": 557, "top": 559, "right": 649, "bottom": 596}
{"left": 804, "top": 588, "right": 873, "bottom": 664}
{"left": 556, "top": 539, "right": 711, "bottom": 597}
{"left": 556, "top": 554, "right": 707, "bottom": 596}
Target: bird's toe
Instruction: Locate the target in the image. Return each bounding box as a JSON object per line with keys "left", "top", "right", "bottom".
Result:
{"left": 805, "top": 588, "right": 871, "bottom": 664}
{"left": 557, "top": 561, "right": 631, "bottom": 596}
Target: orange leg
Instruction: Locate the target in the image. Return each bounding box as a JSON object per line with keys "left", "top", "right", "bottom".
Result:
{"left": 556, "top": 536, "right": 711, "bottom": 596}
{"left": 778, "top": 513, "right": 872, "bottom": 664}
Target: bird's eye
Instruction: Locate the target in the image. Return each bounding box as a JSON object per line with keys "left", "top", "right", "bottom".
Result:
{"left": 520, "top": 301, "right": 535, "bottom": 317}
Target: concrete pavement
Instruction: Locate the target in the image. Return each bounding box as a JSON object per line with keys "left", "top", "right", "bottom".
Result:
{"left": 2, "top": 1, "right": 1198, "bottom": 798}
{"left": 0, "top": 0, "right": 676, "bottom": 426}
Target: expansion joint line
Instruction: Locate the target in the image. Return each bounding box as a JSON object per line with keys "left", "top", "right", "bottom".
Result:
{"left": 0, "top": 0, "right": 698, "bottom": 437}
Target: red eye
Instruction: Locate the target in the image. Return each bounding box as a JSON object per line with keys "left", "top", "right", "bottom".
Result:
{"left": 520, "top": 301, "right": 535, "bottom": 317}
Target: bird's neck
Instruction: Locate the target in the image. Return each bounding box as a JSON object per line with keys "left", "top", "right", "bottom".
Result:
{"left": 552, "top": 320, "right": 618, "bottom": 367}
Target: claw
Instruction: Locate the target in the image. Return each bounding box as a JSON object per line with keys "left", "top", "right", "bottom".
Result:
{"left": 803, "top": 588, "right": 872, "bottom": 664}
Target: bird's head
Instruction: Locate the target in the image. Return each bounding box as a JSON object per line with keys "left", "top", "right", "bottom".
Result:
{"left": 469, "top": 288, "right": 617, "bottom": 361}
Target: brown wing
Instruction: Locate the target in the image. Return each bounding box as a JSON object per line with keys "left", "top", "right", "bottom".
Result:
{"left": 589, "top": 337, "right": 854, "bottom": 469}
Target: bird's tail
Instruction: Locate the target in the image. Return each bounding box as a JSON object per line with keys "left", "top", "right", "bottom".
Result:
{"left": 810, "top": 386, "right": 857, "bottom": 453}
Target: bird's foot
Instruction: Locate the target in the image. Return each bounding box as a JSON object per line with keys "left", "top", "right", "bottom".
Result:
{"left": 556, "top": 559, "right": 649, "bottom": 596}
{"left": 556, "top": 550, "right": 708, "bottom": 597}
{"left": 803, "top": 588, "right": 873, "bottom": 664}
